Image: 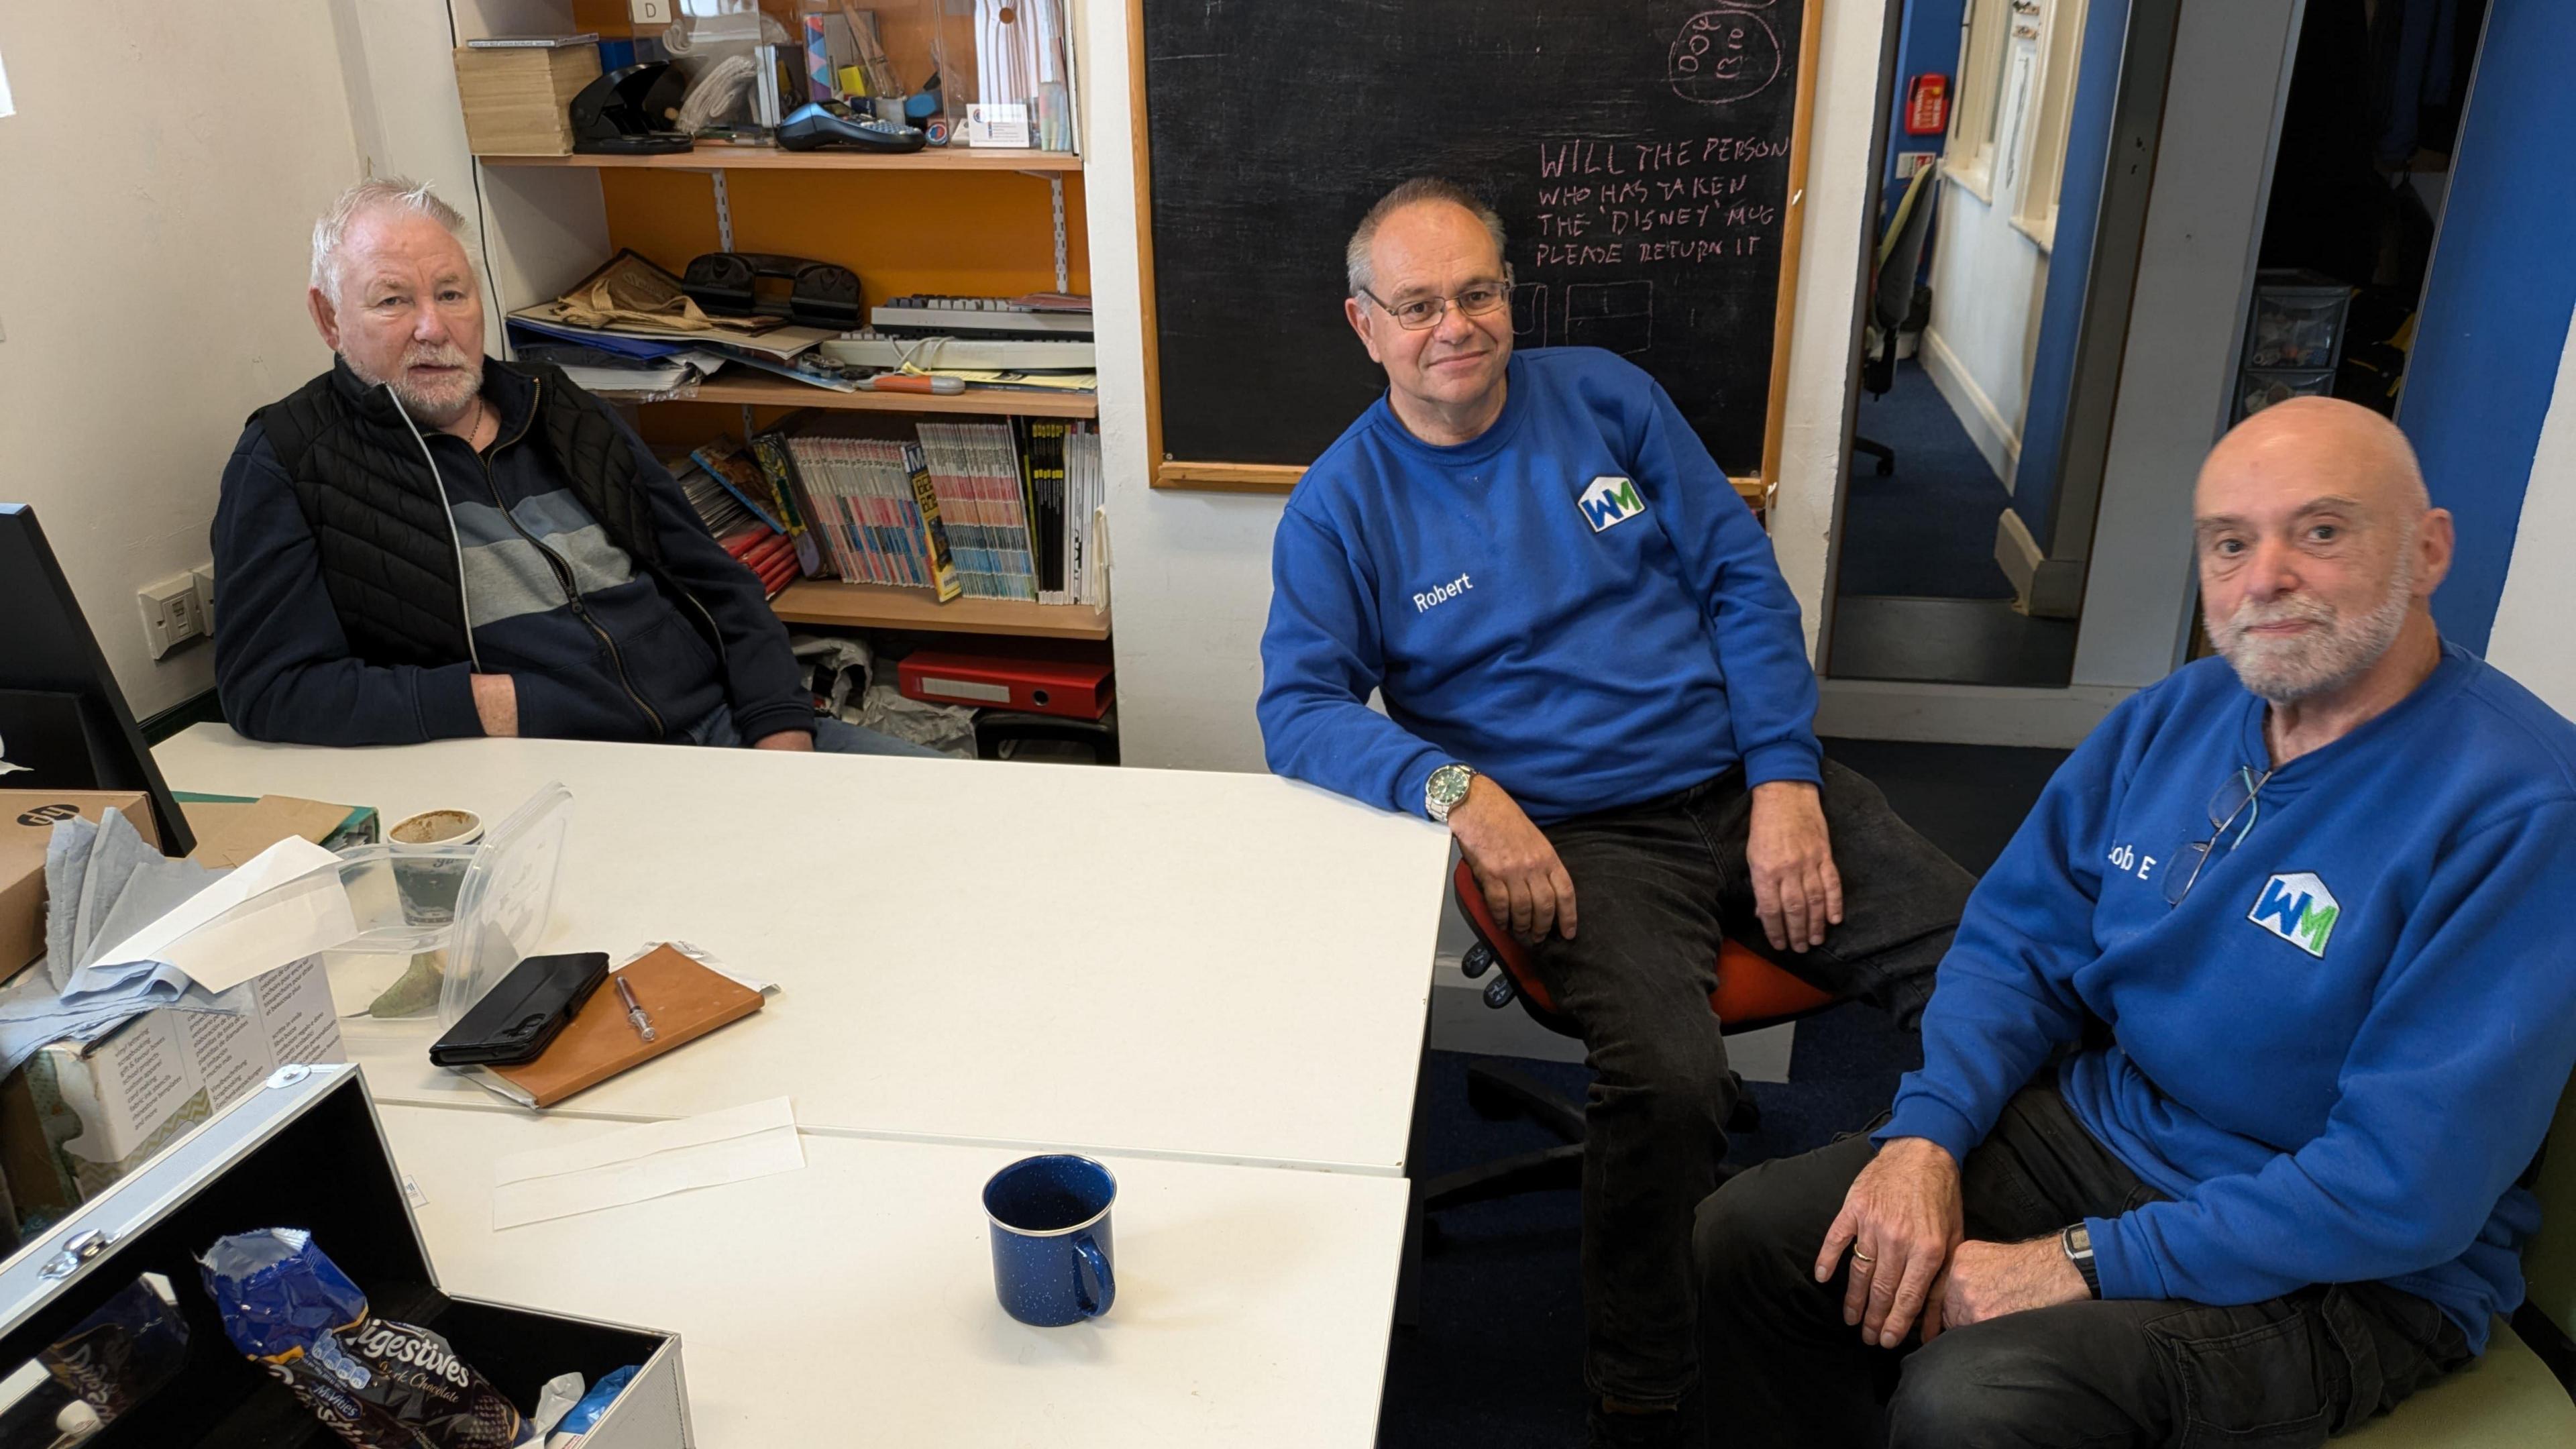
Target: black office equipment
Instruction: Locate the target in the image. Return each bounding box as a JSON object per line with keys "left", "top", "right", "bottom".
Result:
{"left": 776, "top": 100, "right": 928, "bottom": 154}
{"left": 570, "top": 62, "right": 692, "bottom": 155}
{"left": 682, "top": 252, "right": 865, "bottom": 330}
{"left": 1140, "top": 0, "right": 1815, "bottom": 483}
{"left": 427, "top": 951, "right": 610, "bottom": 1067}
{"left": 0, "top": 504, "right": 195, "bottom": 856}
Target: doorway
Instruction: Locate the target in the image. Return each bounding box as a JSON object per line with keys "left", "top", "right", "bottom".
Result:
{"left": 1826, "top": 0, "right": 2161, "bottom": 690}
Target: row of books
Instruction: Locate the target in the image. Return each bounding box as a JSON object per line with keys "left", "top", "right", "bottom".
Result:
{"left": 672, "top": 443, "right": 804, "bottom": 598}
{"left": 690, "top": 418, "right": 1099, "bottom": 607}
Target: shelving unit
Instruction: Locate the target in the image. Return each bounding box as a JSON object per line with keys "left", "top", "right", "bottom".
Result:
{"left": 454, "top": 0, "right": 1112, "bottom": 700}
{"left": 627, "top": 374, "right": 1097, "bottom": 419}
{"left": 772, "top": 580, "right": 1110, "bottom": 641}
{"left": 479, "top": 146, "right": 1081, "bottom": 174}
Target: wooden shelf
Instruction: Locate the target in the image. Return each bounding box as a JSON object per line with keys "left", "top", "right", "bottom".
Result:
{"left": 771, "top": 581, "right": 1109, "bottom": 640}
{"left": 479, "top": 146, "right": 1080, "bottom": 173}
{"left": 640, "top": 375, "right": 1096, "bottom": 419}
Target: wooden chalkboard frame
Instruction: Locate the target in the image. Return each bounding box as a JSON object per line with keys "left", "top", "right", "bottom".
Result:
{"left": 1128, "top": 0, "right": 1827, "bottom": 504}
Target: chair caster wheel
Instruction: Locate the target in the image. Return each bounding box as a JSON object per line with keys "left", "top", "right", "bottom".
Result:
{"left": 1465, "top": 1070, "right": 1523, "bottom": 1122}
{"left": 1876, "top": 458, "right": 1895, "bottom": 476}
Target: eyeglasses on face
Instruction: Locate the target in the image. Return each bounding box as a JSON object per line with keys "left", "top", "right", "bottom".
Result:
{"left": 1358, "top": 280, "right": 1513, "bottom": 331}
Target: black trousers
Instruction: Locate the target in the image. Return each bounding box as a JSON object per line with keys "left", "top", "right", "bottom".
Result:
{"left": 1527, "top": 759, "right": 1976, "bottom": 1407}
{"left": 1694, "top": 1083, "right": 2471, "bottom": 1447}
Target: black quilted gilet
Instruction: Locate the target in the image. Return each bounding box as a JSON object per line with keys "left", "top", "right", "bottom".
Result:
{"left": 249, "top": 359, "right": 668, "bottom": 668}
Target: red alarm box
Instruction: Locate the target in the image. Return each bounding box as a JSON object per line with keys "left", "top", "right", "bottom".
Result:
{"left": 898, "top": 649, "right": 1114, "bottom": 720}
{"left": 1904, "top": 74, "right": 1950, "bottom": 136}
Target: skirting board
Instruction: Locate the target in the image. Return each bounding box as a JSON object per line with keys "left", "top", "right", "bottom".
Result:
{"left": 1430, "top": 954, "right": 1795, "bottom": 1083}
{"left": 1993, "top": 508, "right": 2088, "bottom": 618}
{"left": 1816, "top": 677, "right": 2133, "bottom": 747}
{"left": 1919, "top": 326, "right": 2021, "bottom": 494}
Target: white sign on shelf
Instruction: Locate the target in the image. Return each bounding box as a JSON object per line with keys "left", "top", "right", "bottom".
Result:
{"left": 965, "top": 103, "right": 1031, "bottom": 148}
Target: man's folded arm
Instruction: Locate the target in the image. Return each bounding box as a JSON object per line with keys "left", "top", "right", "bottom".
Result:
{"left": 1877, "top": 714, "right": 2129, "bottom": 1161}
{"left": 209, "top": 433, "right": 484, "bottom": 745}
{"left": 1258, "top": 508, "right": 1449, "bottom": 819}
{"left": 2089, "top": 804, "right": 2576, "bottom": 1307}
{"left": 1629, "top": 378, "right": 1818, "bottom": 787}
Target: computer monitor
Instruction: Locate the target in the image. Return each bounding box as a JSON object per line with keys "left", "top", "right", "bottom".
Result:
{"left": 0, "top": 503, "right": 196, "bottom": 856}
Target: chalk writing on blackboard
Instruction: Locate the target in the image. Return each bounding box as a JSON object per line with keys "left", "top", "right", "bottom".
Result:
{"left": 1670, "top": 7, "right": 1782, "bottom": 106}
{"left": 1532, "top": 138, "right": 1784, "bottom": 268}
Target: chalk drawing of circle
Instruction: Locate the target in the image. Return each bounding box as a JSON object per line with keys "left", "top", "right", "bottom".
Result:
{"left": 1669, "top": 9, "right": 1782, "bottom": 106}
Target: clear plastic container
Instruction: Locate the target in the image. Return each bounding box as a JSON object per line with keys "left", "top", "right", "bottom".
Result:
{"left": 2236, "top": 367, "right": 2336, "bottom": 422}
{"left": 197, "top": 784, "right": 576, "bottom": 1024}
{"left": 2244, "top": 279, "right": 2351, "bottom": 370}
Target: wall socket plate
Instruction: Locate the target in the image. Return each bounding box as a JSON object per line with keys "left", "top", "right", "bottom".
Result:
{"left": 191, "top": 564, "right": 218, "bottom": 639}
{"left": 138, "top": 574, "right": 207, "bottom": 660}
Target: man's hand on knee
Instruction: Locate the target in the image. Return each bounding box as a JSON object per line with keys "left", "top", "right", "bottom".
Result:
{"left": 1813, "top": 1136, "right": 1961, "bottom": 1349}
{"left": 1932, "top": 1237, "right": 2089, "bottom": 1333}
{"left": 1451, "top": 776, "right": 1578, "bottom": 944}
{"left": 1747, "top": 780, "right": 1844, "bottom": 953}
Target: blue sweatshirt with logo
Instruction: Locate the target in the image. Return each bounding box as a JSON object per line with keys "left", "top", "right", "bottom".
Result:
{"left": 1257, "top": 347, "right": 1818, "bottom": 823}
{"left": 1880, "top": 645, "right": 2576, "bottom": 1348}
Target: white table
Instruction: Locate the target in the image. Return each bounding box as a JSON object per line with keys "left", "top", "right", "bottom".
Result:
{"left": 156, "top": 727, "right": 1451, "bottom": 1174}
{"left": 376, "top": 1102, "right": 1411, "bottom": 1448}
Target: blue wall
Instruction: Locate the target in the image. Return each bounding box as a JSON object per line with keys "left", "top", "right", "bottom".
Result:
{"left": 1882, "top": 0, "right": 1965, "bottom": 232}
{"left": 2396, "top": 0, "right": 2576, "bottom": 653}
{"left": 2005, "top": 0, "right": 2130, "bottom": 546}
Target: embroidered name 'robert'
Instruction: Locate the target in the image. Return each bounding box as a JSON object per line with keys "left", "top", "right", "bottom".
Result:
{"left": 1413, "top": 572, "right": 1473, "bottom": 613}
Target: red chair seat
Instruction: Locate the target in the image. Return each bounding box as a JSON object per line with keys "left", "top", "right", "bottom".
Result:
{"left": 1452, "top": 859, "right": 1836, "bottom": 1030}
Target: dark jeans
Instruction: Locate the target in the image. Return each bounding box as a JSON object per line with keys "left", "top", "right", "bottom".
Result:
{"left": 1694, "top": 1084, "right": 2472, "bottom": 1448}
{"left": 1526, "top": 759, "right": 1976, "bottom": 1408}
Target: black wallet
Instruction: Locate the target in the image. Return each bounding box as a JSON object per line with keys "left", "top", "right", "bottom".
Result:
{"left": 427, "top": 952, "right": 611, "bottom": 1068}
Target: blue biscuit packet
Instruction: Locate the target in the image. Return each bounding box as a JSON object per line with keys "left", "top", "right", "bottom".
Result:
{"left": 199, "top": 1230, "right": 535, "bottom": 1449}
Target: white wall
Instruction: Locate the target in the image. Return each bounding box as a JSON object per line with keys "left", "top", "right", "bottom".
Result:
{"left": 2485, "top": 306, "right": 2576, "bottom": 716}
{"left": 1920, "top": 178, "right": 2047, "bottom": 487}
{"left": 0, "top": 4, "right": 366, "bottom": 718}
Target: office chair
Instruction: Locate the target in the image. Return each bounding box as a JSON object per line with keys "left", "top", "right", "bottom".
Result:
{"left": 1417, "top": 859, "right": 1839, "bottom": 1213}
{"left": 1854, "top": 162, "right": 1941, "bottom": 480}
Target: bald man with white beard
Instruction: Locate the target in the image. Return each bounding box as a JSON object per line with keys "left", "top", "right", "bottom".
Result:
{"left": 1690, "top": 398, "right": 2576, "bottom": 1448}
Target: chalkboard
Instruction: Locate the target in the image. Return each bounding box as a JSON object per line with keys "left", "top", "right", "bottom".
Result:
{"left": 1138, "top": 0, "right": 1819, "bottom": 489}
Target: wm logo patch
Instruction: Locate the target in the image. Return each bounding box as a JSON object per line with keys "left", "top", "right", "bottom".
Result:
{"left": 2248, "top": 872, "right": 2339, "bottom": 958}
{"left": 1579, "top": 476, "right": 1646, "bottom": 532}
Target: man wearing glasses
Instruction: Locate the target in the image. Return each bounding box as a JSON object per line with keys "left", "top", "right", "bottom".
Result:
{"left": 1695, "top": 396, "right": 2576, "bottom": 1447}
{"left": 1258, "top": 178, "right": 1974, "bottom": 1447}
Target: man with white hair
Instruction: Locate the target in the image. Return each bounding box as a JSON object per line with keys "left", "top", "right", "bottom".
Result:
{"left": 1693, "top": 396, "right": 2576, "bottom": 1447}
{"left": 212, "top": 178, "right": 931, "bottom": 753}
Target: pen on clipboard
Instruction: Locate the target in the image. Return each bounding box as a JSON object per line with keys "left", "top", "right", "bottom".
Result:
{"left": 615, "top": 974, "right": 657, "bottom": 1043}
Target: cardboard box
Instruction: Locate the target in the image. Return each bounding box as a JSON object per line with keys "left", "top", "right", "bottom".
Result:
{"left": 453, "top": 43, "right": 602, "bottom": 156}
{"left": 21, "top": 956, "right": 345, "bottom": 1200}
{"left": 175, "top": 792, "right": 379, "bottom": 869}
{"left": 0, "top": 790, "right": 158, "bottom": 973}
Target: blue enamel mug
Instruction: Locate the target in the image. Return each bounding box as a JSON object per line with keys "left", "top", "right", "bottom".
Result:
{"left": 983, "top": 1154, "right": 1118, "bottom": 1326}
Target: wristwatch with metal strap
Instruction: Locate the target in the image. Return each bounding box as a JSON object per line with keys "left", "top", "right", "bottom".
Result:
{"left": 1426, "top": 763, "right": 1476, "bottom": 824}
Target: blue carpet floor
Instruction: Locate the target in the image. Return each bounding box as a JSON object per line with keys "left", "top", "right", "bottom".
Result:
{"left": 1838, "top": 359, "right": 2017, "bottom": 601}
{"left": 1379, "top": 737, "right": 2070, "bottom": 1448}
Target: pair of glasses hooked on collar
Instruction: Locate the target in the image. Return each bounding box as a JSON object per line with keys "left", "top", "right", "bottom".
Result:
{"left": 2164, "top": 763, "right": 2279, "bottom": 906}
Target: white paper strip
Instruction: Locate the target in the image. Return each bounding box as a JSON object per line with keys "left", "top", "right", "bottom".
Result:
{"left": 491, "top": 1097, "right": 805, "bottom": 1230}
